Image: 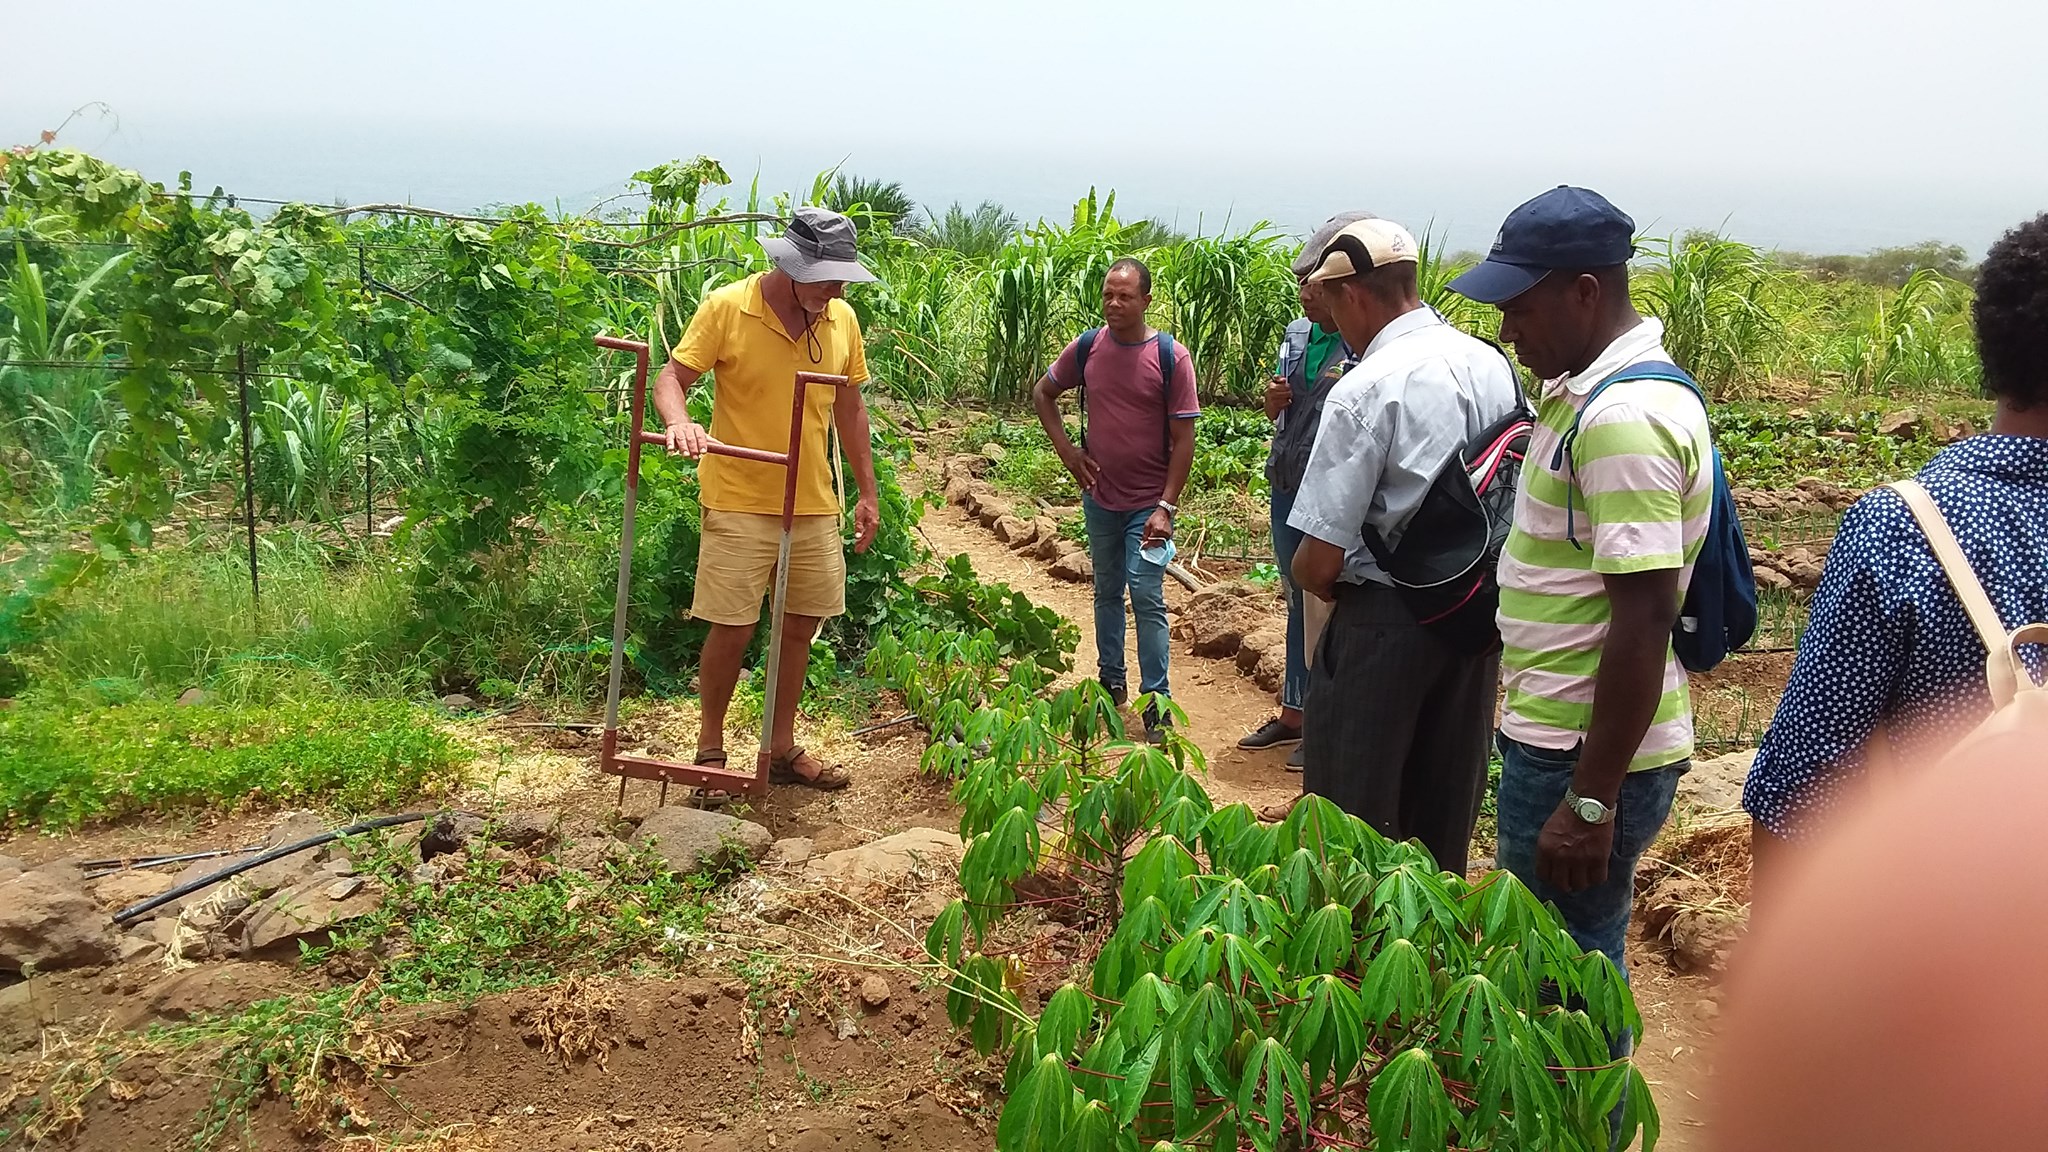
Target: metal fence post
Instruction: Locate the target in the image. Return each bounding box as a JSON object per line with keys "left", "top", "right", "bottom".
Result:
{"left": 236, "top": 344, "right": 259, "bottom": 604}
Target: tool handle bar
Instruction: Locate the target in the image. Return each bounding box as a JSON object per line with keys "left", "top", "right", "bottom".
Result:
{"left": 796, "top": 371, "right": 852, "bottom": 387}
{"left": 595, "top": 335, "right": 649, "bottom": 354}
{"left": 634, "top": 429, "right": 787, "bottom": 466}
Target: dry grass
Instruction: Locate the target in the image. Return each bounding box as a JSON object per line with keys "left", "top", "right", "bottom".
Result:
{"left": 518, "top": 975, "right": 621, "bottom": 1069}
{"left": 1645, "top": 812, "right": 1754, "bottom": 909}
{"left": 1637, "top": 812, "right": 1753, "bottom": 974}
{"left": 0, "top": 1026, "right": 123, "bottom": 1141}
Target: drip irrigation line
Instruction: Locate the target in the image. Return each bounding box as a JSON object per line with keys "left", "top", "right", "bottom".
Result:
{"left": 13, "top": 236, "right": 758, "bottom": 273}
{"left": 0, "top": 357, "right": 308, "bottom": 381}
{"left": 112, "top": 810, "right": 455, "bottom": 925}
{"left": 81, "top": 844, "right": 262, "bottom": 879}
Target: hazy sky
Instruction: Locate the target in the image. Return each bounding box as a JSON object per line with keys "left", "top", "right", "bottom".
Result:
{"left": 7, "top": 0, "right": 2045, "bottom": 254}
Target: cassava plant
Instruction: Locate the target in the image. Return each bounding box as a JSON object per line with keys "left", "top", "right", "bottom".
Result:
{"left": 933, "top": 791, "right": 1660, "bottom": 1152}
{"left": 886, "top": 668, "right": 1661, "bottom": 1152}
{"left": 864, "top": 626, "right": 1059, "bottom": 777}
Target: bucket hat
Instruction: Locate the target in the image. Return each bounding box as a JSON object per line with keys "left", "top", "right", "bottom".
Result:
{"left": 760, "top": 206, "right": 878, "bottom": 284}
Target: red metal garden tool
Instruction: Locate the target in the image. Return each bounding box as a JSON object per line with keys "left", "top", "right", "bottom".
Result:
{"left": 592, "top": 334, "right": 850, "bottom": 805}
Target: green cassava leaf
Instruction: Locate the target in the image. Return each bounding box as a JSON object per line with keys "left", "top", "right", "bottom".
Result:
{"left": 1437, "top": 974, "right": 1523, "bottom": 1079}
{"left": 925, "top": 899, "right": 967, "bottom": 966}
{"left": 1037, "top": 983, "right": 1095, "bottom": 1061}
{"left": 1621, "top": 1061, "right": 1661, "bottom": 1152}
{"left": 1367, "top": 1047, "right": 1455, "bottom": 1152}
{"left": 996, "top": 1054, "right": 1079, "bottom": 1152}
{"left": 1286, "top": 902, "right": 1354, "bottom": 977}
{"left": 1112, "top": 1029, "right": 1164, "bottom": 1125}
{"left": 1113, "top": 972, "right": 1181, "bottom": 1048}
{"left": 1234, "top": 1035, "right": 1310, "bottom": 1152}
{"left": 1068, "top": 1099, "right": 1124, "bottom": 1152}
{"left": 1122, "top": 836, "right": 1199, "bottom": 918}
{"left": 1286, "top": 973, "right": 1367, "bottom": 1094}
{"left": 1359, "top": 936, "right": 1433, "bottom": 1030}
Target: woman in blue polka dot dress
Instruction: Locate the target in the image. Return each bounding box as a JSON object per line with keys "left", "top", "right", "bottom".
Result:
{"left": 1744, "top": 213, "right": 2048, "bottom": 874}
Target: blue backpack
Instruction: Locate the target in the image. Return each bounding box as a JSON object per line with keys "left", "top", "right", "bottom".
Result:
{"left": 1552, "top": 360, "right": 1757, "bottom": 672}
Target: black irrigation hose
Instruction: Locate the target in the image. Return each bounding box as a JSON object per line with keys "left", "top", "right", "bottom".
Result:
{"left": 112, "top": 811, "right": 444, "bottom": 926}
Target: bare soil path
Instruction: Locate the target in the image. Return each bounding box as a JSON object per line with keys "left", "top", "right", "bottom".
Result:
{"left": 916, "top": 498, "right": 1302, "bottom": 817}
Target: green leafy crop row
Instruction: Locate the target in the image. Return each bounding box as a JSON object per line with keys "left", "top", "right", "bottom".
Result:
{"left": 867, "top": 632, "right": 1658, "bottom": 1152}
{"left": 0, "top": 695, "right": 465, "bottom": 830}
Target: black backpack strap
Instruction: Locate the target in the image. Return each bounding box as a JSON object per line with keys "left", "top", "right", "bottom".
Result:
{"left": 1156, "top": 332, "right": 1178, "bottom": 456}
{"left": 1074, "top": 327, "right": 1099, "bottom": 449}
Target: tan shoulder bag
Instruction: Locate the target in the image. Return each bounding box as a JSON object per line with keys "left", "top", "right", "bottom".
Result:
{"left": 1871, "top": 480, "right": 2048, "bottom": 771}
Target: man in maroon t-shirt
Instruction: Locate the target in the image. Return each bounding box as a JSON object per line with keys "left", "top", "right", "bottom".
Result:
{"left": 1031, "top": 257, "right": 1200, "bottom": 742}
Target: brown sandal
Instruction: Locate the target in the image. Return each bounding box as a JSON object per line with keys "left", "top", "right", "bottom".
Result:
{"left": 769, "top": 745, "right": 851, "bottom": 791}
{"left": 691, "top": 749, "right": 733, "bottom": 809}
{"left": 1258, "top": 795, "right": 1303, "bottom": 824}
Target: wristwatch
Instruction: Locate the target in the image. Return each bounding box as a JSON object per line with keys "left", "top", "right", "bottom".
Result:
{"left": 1563, "top": 788, "right": 1615, "bottom": 825}
{"left": 1156, "top": 500, "right": 1178, "bottom": 517}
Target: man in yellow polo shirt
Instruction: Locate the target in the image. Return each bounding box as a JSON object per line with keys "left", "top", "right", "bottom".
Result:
{"left": 651, "top": 207, "right": 881, "bottom": 791}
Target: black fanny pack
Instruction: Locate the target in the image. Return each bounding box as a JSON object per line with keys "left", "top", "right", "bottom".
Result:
{"left": 1359, "top": 401, "right": 1532, "bottom": 655}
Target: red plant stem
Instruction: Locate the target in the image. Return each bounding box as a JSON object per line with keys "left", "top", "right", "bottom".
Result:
{"left": 1463, "top": 871, "right": 1507, "bottom": 898}
{"left": 986, "top": 894, "right": 1089, "bottom": 908}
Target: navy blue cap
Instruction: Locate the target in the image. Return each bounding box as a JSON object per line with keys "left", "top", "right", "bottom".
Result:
{"left": 1448, "top": 186, "right": 1637, "bottom": 304}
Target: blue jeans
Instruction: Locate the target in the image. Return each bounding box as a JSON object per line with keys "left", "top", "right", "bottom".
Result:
{"left": 1493, "top": 733, "right": 1686, "bottom": 976}
{"left": 1269, "top": 486, "right": 1309, "bottom": 711}
{"left": 1083, "top": 495, "right": 1171, "bottom": 698}
{"left": 1496, "top": 734, "right": 1678, "bottom": 1152}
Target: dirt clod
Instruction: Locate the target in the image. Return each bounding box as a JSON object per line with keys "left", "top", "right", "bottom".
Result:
{"left": 804, "top": 829, "right": 963, "bottom": 893}
{"left": 89, "top": 870, "right": 175, "bottom": 912}
{"left": 1183, "top": 580, "right": 1277, "bottom": 659}
{"left": 636, "top": 806, "right": 772, "bottom": 875}
{"left": 1, "top": 869, "right": 117, "bottom": 973}
{"left": 857, "top": 976, "right": 892, "bottom": 1011}
{"left": 1048, "top": 552, "right": 1093, "bottom": 582}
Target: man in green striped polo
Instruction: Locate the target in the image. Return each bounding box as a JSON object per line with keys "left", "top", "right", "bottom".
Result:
{"left": 1450, "top": 187, "right": 1709, "bottom": 977}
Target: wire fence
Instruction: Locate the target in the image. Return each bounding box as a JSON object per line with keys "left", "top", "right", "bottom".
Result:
{"left": 4, "top": 190, "right": 741, "bottom": 605}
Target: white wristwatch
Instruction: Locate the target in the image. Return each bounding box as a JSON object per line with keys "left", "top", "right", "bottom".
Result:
{"left": 1563, "top": 788, "right": 1615, "bottom": 826}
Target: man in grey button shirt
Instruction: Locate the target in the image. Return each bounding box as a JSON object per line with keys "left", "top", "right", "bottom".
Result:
{"left": 1285, "top": 218, "right": 1520, "bottom": 876}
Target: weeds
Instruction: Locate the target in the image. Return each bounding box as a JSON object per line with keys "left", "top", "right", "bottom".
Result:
{"left": 1636, "top": 231, "right": 1785, "bottom": 395}
{"left": 18, "top": 531, "right": 429, "bottom": 703}
{"left": 521, "top": 975, "right": 622, "bottom": 1069}
{"left": 310, "top": 836, "right": 720, "bottom": 1002}
{"left": 0, "top": 694, "right": 463, "bottom": 830}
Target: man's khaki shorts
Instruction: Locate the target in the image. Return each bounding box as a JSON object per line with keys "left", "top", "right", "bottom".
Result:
{"left": 691, "top": 510, "right": 846, "bottom": 626}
